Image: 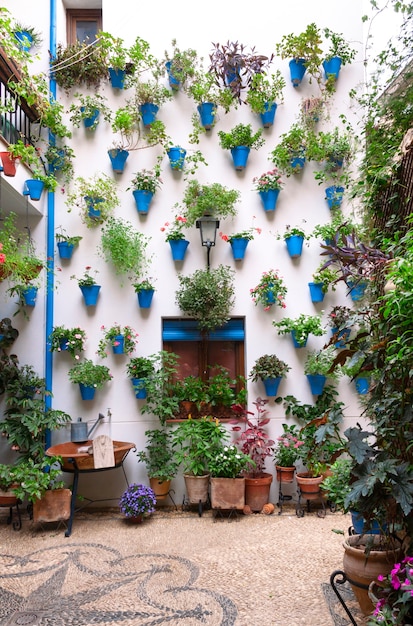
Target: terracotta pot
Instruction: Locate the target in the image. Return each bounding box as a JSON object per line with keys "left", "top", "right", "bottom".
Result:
{"left": 343, "top": 534, "right": 403, "bottom": 615}
{"left": 210, "top": 477, "right": 245, "bottom": 510}
{"left": 276, "top": 466, "right": 296, "bottom": 483}
{"left": 296, "top": 472, "right": 324, "bottom": 500}
{"left": 0, "top": 151, "right": 18, "bottom": 176}
{"left": 149, "top": 478, "right": 171, "bottom": 501}
{"left": 244, "top": 473, "right": 273, "bottom": 512}
{"left": 32, "top": 488, "right": 72, "bottom": 524}
{"left": 183, "top": 473, "right": 209, "bottom": 505}
{"left": 0, "top": 486, "right": 19, "bottom": 506}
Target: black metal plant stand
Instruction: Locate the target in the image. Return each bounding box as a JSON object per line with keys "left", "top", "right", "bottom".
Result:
{"left": 0, "top": 500, "right": 22, "bottom": 530}
{"left": 330, "top": 570, "right": 362, "bottom": 626}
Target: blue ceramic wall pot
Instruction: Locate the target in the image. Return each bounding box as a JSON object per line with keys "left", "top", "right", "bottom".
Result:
{"left": 133, "top": 190, "right": 154, "bottom": 215}
{"left": 291, "top": 331, "right": 307, "bottom": 348}
{"left": 167, "top": 147, "right": 186, "bottom": 170}
{"left": 263, "top": 377, "right": 282, "bottom": 397}
{"left": 139, "top": 103, "right": 159, "bottom": 127}
{"left": 197, "top": 102, "right": 217, "bottom": 130}
{"left": 22, "top": 285, "right": 38, "bottom": 307}
{"left": 81, "top": 108, "right": 100, "bottom": 129}
{"left": 165, "top": 61, "right": 180, "bottom": 90}
{"left": 259, "top": 102, "right": 277, "bottom": 128}
{"left": 79, "top": 384, "right": 96, "bottom": 401}
{"left": 112, "top": 335, "right": 125, "bottom": 354}
{"left": 322, "top": 56, "right": 342, "bottom": 81}
{"left": 24, "top": 179, "right": 45, "bottom": 201}
{"left": 85, "top": 197, "right": 104, "bottom": 222}
{"left": 108, "top": 149, "right": 129, "bottom": 174}
{"left": 308, "top": 282, "right": 325, "bottom": 303}
{"left": 306, "top": 374, "right": 327, "bottom": 395}
{"left": 285, "top": 235, "right": 304, "bottom": 259}
{"left": 131, "top": 378, "right": 147, "bottom": 399}
{"left": 80, "top": 284, "right": 101, "bottom": 307}
{"left": 14, "top": 30, "right": 33, "bottom": 51}
{"left": 57, "top": 241, "right": 74, "bottom": 260}
{"left": 137, "top": 289, "right": 154, "bottom": 309}
{"left": 169, "top": 239, "right": 189, "bottom": 261}
{"left": 355, "top": 377, "right": 369, "bottom": 395}
{"left": 331, "top": 327, "right": 351, "bottom": 348}
{"left": 230, "top": 146, "right": 250, "bottom": 170}
{"left": 289, "top": 58, "right": 306, "bottom": 86}
{"left": 347, "top": 280, "right": 368, "bottom": 302}
{"left": 325, "top": 185, "right": 344, "bottom": 210}
{"left": 258, "top": 189, "right": 280, "bottom": 212}
{"left": 108, "top": 68, "right": 126, "bottom": 89}
{"left": 230, "top": 237, "right": 249, "bottom": 261}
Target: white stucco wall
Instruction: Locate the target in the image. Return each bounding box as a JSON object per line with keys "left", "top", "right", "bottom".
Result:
{"left": 0, "top": 0, "right": 371, "bottom": 507}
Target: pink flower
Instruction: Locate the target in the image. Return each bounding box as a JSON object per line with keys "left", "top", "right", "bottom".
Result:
{"left": 0, "top": 253, "right": 6, "bottom": 263}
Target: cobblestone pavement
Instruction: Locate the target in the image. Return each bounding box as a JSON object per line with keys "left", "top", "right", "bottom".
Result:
{"left": 0, "top": 504, "right": 361, "bottom": 626}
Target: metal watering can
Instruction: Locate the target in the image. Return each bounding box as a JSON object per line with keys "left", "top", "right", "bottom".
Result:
{"left": 70, "top": 413, "right": 105, "bottom": 443}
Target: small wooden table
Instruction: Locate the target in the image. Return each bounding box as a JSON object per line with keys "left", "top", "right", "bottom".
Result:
{"left": 46, "top": 440, "right": 135, "bottom": 537}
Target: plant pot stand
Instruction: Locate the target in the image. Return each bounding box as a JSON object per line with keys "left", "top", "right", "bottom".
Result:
{"left": 295, "top": 474, "right": 326, "bottom": 518}
{"left": 0, "top": 496, "right": 22, "bottom": 530}
{"left": 329, "top": 570, "right": 360, "bottom": 626}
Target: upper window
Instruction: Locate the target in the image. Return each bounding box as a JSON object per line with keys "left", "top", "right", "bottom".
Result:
{"left": 66, "top": 9, "right": 102, "bottom": 44}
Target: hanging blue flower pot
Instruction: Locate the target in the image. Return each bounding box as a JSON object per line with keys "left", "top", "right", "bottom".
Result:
{"left": 291, "top": 331, "right": 308, "bottom": 348}
{"left": 57, "top": 241, "right": 74, "bottom": 260}
{"left": 290, "top": 152, "right": 306, "bottom": 172}
{"left": 355, "top": 377, "right": 369, "bottom": 395}
{"left": 165, "top": 61, "right": 180, "bottom": 90}
{"left": 169, "top": 239, "right": 189, "bottom": 261}
{"left": 80, "top": 284, "right": 101, "bottom": 307}
{"left": 289, "top": 58, "right": 306, "bottom": 87}
{"left": 108, "top": 149, "right": 129, "bottom": 174}
{"left": 230, "top": 146, "right": 250, "bottom": 171}
{"left": 322, "top": 57, "right": 342, "bottom": 81}
{"left": 347, "top": 280, "right": 368, "bottom": 302}
{"left": 167, "top": 147, "right": 186, "bottom": 170}
{"left": 306, "top": 374, "right": 327, "bottom": 396}
{"left": 139, "top": 103, "right": 159, "bottom": 127}
{"left": 264, "top": 290, "right": 276, "bottom": 307}
{"left": 133, "top": 189, "right": 154, "bottom": 215}
{"left": 197, "top": 102, "right": 217, "bottom": 130}
{"left": 14, "top": 30, "right": 34, "bottom": 51}
{"left": 308, "top": 282, "right": 325, "bottom": 303}
{"left": 108, "top": 68, "right": 126, "bottom": 89}
{"left": 131, "top": 378, "right": 147, "bottom": 399}
{"left": 262, "top": 377, "right": 282, "bottom": 397}
{"left": 258, "top": 189, "right": 280, "bottom": 212}
{"left": 330, "top": 327, "right": 351, "bottom": 348}
{"left": 137, "top": 289, "right": 154, "bottom": 309}
{"left": 81, "top": 108, "right": 100, "bottom": 129}
{"left": 259, "top": 102, "right": 277, "bottom": 128}
{"left": 230, "top": 237, "right": 249, "bottom": 261}
{"left": 23, "top": 179, "right": 45, "bottom": 201}
{"left": 285, "top": 235, "right": 304, "bottom": 259}
{"left": 22, "top": 285, "right": 38, "bottom": 307}
{"left": 79, "top": 384, "right": 96, "bottom": 401}
{"left": 112, "top": 334, "right": 125, "bottom": 354}
{"left": 85, "top": 196, "right": 104, "bottom": 222}
{"left": 59, "top": 338, "right": 69, "bottom": 351}
{"left": 325, "top": 185, "right": 344, "bottom": 210}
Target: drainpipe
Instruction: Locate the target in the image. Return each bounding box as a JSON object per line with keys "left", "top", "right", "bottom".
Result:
{"left": 44, "top": 0, "right": 57, "bottom": 449}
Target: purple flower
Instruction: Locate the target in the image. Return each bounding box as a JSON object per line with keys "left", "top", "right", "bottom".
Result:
{"left": 119, "top": 483, "right": 156, "bottom": 518}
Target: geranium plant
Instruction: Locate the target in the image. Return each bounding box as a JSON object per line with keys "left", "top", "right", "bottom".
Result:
{"left": 208, "top": 444, "right": 253, "bottom": 478}
{"left": 161, "top": 214, "right": 188, "bottom": 241}
{"left": 49, "top": 325, "right": 86, "bottom": 359}
{"left": 219, "top": 226, "right": 261, "bottom": 242}
{"left": 252, "top": 168, "right": 284, "bottom": 192}
{"left": 273, "top": 424, "right": 304, "bottom": 467}
{"left": 327, "top": 305, "right": 353, "bottom": 328}
{"left": 133, "top": 277, "right": 155, "bottom": 293}
{"left": 127, "top": 166, "right": 163, "bottom": 193}
{"left": 70, "top": 266, "right": 99, "bottom": 287}
{"left": 250, "top": 269, "right": 287, "bottom": 310}
{"left": 97, "top": 324, "right": 139, "bottom": 359}
{"left": 119, "top": 483, "right": 156, "bottom": 518}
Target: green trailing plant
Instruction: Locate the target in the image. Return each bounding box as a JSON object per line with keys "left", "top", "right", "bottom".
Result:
{"left": 0, "top": 456, "right": 65, "bottom": 503}
{"left": 68, "top": 359, "right": 112, "bottom": 389}
{"left": 249, "top": 269, "right": 287, "bottom": 310}
{"left": 307, "top": 127, "right": 353, "bottom": 167}
{"left": 175, "top": 265, "right": 235, "bottom": 333}
{"left": 163, "top": 39, "right": 198, "bottom": 88}
{"left": 245, "top": 71, "right": 286, "bottom": 114}
{"left": 218, "top": 123, "right": 265, "bottom": 150}
{"left": 320, "top": 458, "right": 352, "bottom": 512}
{"left": 311, "top": 263, "right": 340, "bottom": 293}
{"left": 49, "top": 325, "right": 86, "bottom": 359}
{"left": 181, "top": 179, "right": 240, "bottom": 227}
{"left": 249, "top": 354, "right": 291, "bottom": 381}
{"left": 131, "top": 79, "right": 172, "bottom": 107}
{"left": 136, "top": 428, "right": 179, "bottom": 481}
{"left": 270, "top": 123, "right": 309, "bottom": 176}
{"left": 323, "top": 27, "right": 356, "bottom": 65}
{"left": 171, "top": 416, "right": 228, "bottom": 476}
{"left": 273, "top": 313, "right": 324, "bottom": 347}
{"left": 139, "top": 350, "right": 181, "bottom": 424}
{"left": 45, "top": 144, "right": 75, "bottom": 186}
{"left": 304, "top": 346, "right": 341, "bottom": 378}
{"left": 97, "top": 324, "right": 139, "bottom": 359}
{"left": 99, "top": 217, "right": 151, "bottom": 284}
{"left": 126, "top": 356, "right": 155, "bottom": 380}
{"left": 69, "top": 93, "right": 112, "bottom": 131}
{"left": 275, "top": 22, "right": 323, "bottom": 84}
{"left": 51, "top": 40, "right": 108, "bottom": 93}
{"left": 66, "top": 174, "right": 120, "bottom": 228}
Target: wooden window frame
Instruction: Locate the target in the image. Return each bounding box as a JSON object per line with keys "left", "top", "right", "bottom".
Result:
{"left": 66, "top": 9, "right": 102, "bottom": 45}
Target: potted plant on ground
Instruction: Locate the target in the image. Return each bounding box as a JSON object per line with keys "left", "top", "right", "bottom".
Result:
{"left": 181, "top": 179, "right": 240, "bottom": 227}
{"left": 69, "top": 93, "right": 112, "bottom": 131}
{"left": 304, "top": 345, "right": 341, "bottom": 395}
{"left": 99, "top": 217, "right": 151, "bottom": 286}
{"left": 273, "top": 424, "right": 304, "bottom": 483}
{"left": 119, "top": 483, "right": 156, "bottom": 522}
{"left": 126, "top": 355, "right": 155, "bottom": 399}
{"left": 209, "top": 444, "right": 253, "bottom": 512}
{"left": 49, "top": 325, "right": 86, "bottom": 359}
{"left": 136, "top": 428, "right": 179, "bottom": 502}
{"left": 249, "top": 269, "right": 287, "bottom": 311}
{"left": 218, "top": 122, "right": 265, "bottom": 170}
{"left": 320, "top": 457, "right": 352, "bottom": 513}
{"left": 245, "top": 71, "right": 286, "bottom": 127}
{"left": 68, "top": 358, "right": 112, "bottom": 401}
{"left": 175, "top": 265, "right": 235, "bottom": 334}
{"left": 273, "top": 313, "right": 325, "bottom": 348}
{"left": 66, "top": 174, "right": 120, "bottom": 228}
{"left": 97, "top": 324, "right": 139, "bottom": 359}
{"left": 275, "top": 23, "right": 323, "bottom": 87}
{"left": 231, "top": 397, "right": 275, "bottom": 513}
{"left": 252, "top": 168, "right": 284, "bottom": 212}
{"left": 249, "top": 354, "right": 291, "bottom": 397}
